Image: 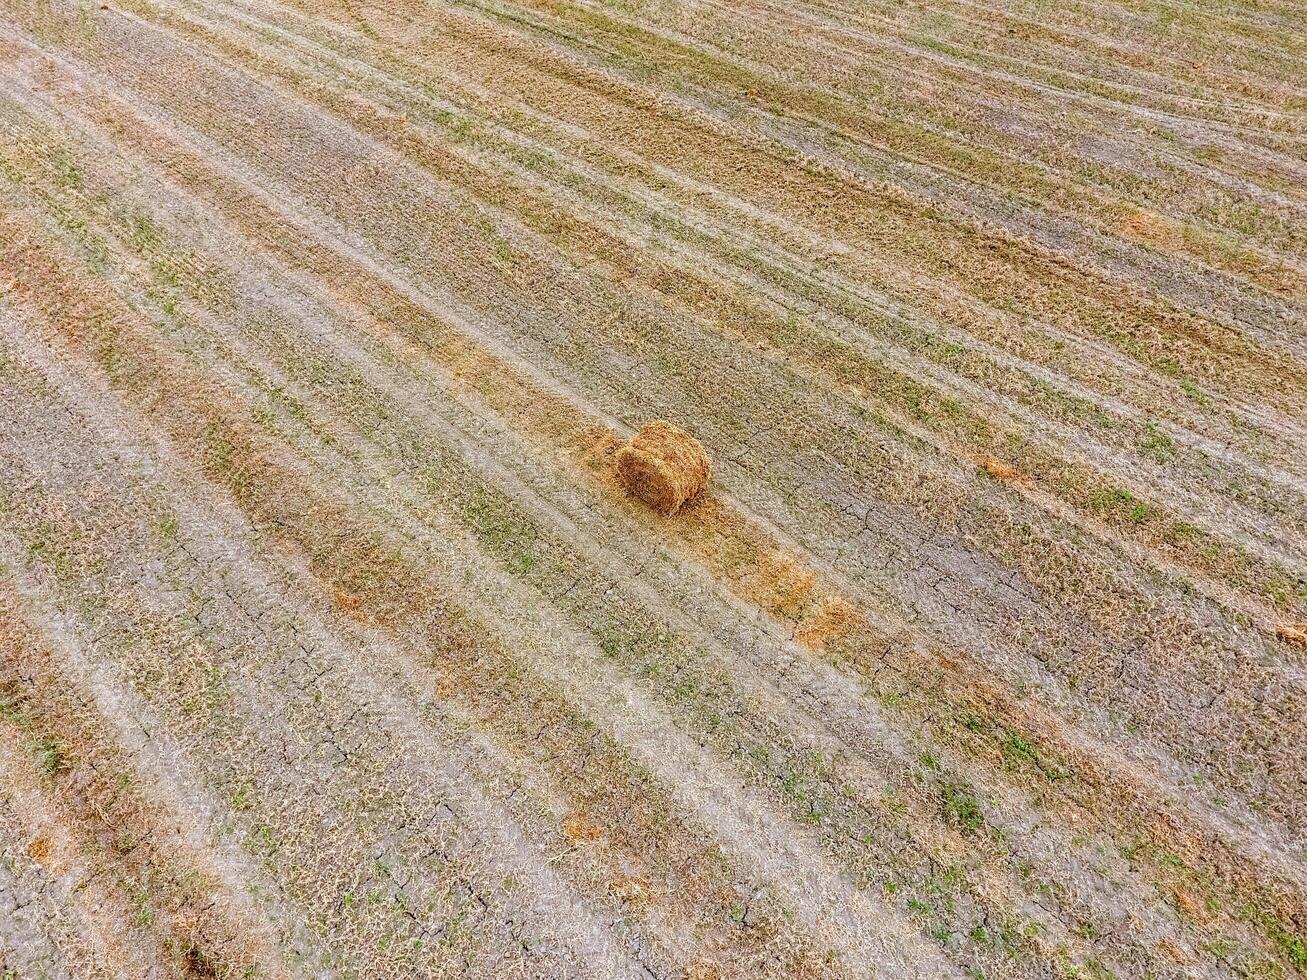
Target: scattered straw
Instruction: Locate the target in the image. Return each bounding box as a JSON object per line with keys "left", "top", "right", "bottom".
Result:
{"left": 608, "top": 873, "right": 651, "bottom": 907}
{"left": 758, "top": 550, "right": 817, "bottom": 616}
{"left": 1171, "top": 885, "right": 1212, "bottom": 923}
{"left": 795, "top": 597, "right": 858, "bottom": 651}
{"left": 616, "top": 420, "right": 711, "bottom": 515}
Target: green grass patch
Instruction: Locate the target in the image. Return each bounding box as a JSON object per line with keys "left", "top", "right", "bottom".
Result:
{"left": 940, "top": 782, "right": 985, "bottom": 833}
{"left": 33, "top": 736, "right": 68, "bottom": 776}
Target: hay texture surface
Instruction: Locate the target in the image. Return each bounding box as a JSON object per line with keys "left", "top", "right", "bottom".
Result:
{"left": 616, "top": 421, "right": 711, "bottom": 515}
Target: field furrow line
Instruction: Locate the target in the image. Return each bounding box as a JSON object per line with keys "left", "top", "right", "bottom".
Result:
{"left": 232, "top": 0, "right": 1307, "bottom": 330}
{"left": 157, "top": 0, "right": 1307, "bottom": 431}
{"left": 413, "top": 0, "right": 1307, "bottom": 360}
{"left": 505, "top": 0, "right": 1307, "bottom": 222}
{"left": 711, "top": 0, "right": 1307, "bottom": 138}
{"left": 470, "top": 0, "right": 1307, "bottom": 222}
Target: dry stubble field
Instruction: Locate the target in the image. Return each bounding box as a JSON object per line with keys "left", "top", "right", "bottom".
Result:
{"left": 0, "top": 0, "right": 1304, "bottom": 976}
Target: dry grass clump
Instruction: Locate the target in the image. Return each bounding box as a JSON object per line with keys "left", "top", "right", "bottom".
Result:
{"left": 1118, "top": 209, "right": 1170, "bottom": 244}
{"left": 26, "top": 834, "right": 52, "bottom": 864}
{"left": 332, "top": 588, "right": 368, "bottom": 623}
{"left": 562, "top": 811, "right": 603, "bottom": 842}
{"left": 1276, "top": 621, "right": 1307, "bottom": 646}
{"left": 616, "top": 420, "right": 711, "bottom": 515}
{"left": 979, "top": 456, "right": 1022, "bottom": 482}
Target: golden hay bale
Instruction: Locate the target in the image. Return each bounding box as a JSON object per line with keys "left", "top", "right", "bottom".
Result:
{"left": 616, "top": 420, "right": 711, "bottom": 515}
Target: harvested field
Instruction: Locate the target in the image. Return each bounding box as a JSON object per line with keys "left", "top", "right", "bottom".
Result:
{"left": 0, "top": 0, "right": 1303, "bottom": 976}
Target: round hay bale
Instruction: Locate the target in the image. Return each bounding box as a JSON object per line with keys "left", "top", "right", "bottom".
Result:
{"left": 616, "top": 420, "right": 711, "bottom": 515}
